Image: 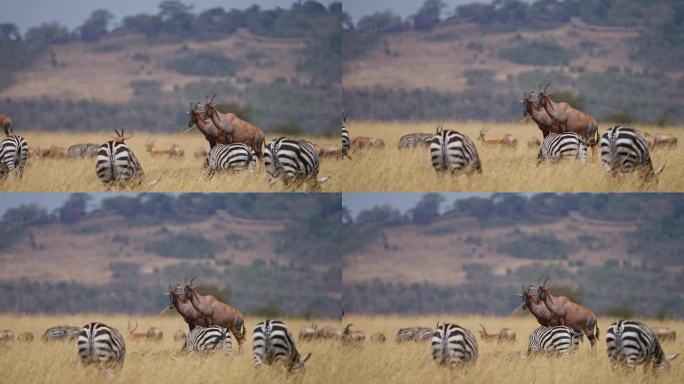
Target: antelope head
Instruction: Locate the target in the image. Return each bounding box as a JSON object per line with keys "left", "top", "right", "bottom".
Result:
{"left": 537, "top": 277, "right": 550, "bottom": 301}
{"left": 128, "top": 319, "right": 138, "bottom": 335}
{"left": 203, "top": 95, "right": 217, "bottom": 119}
{"left": 187, "top": 102, "right": 208, "bottom": 128}
{"left": 435, "top": 125, "right": 443, "bottom": 134}
{"left": 537, "top": 83, "right": 551, "bottom": 108}
{"left": 291, "top": 352, "right": 312, "bottom": 371}
{"left": 479, "top": 324, "right": 489, "bottom": 337}
{"left": 478, "top": 127, "right": 489, "bottom": 141}
{"left": 112, "top": 129, "right": 131, "bottom": 143}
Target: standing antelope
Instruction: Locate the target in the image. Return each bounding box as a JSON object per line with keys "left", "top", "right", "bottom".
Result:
{"left": 431, "top": 323, "right": 478, "bottom": 367}
{"left": 0, "top": 119, "right": 28, "bottom": 179}
{"left": 537, "top": 278, "right": 599, "bottom": 346}
{"left": 187, "top": 102, "right": 228, "bottom": 150}
{"left": 528, "top": 326, "right": 582, "bottom": 356}
{"left": 95, "top": 129, "right": 143, "bottom": 186}
{"left": 477, "top": 128, "right": 517, "bottom": 147}
{"left": 299, "top": 324, "right": 317, "bottom": 341}
{"left": 521, "top": 91, "right": 561, "bottom": 139}
{"left": 166, "top": 284, "right": 210, "bottom": 332}
{"left": 203, "top": 95, "right": 265, "bottom": 157}
{"left": 606, "top": 320, "right": 679, "bottom": 372}
{"left": 77, "top": 322, "right": 126, "bottom": 370}
{"left": 600, "top": 125, "right": 659, "bottom": 180}
{"left": 517, "top": 285, "right": 561, "bottom": 327}
{"left": 537, "top": 84, "right": 599, "bottom": 145}
{"left": 183, "top": 279, "right": 246, "bottom": 346}
{"left": 478, "top": 324, "right": 516, "bottom": 343}
{"left": 128, "top": 320, "right": 162, "bottom": 341}
{"left": 642, "top": 132, "right": 677, "bottom": 149}
{"left": 430, "top": 126, "right": 481, "bottom": 175}
{"left": 537, "top": 132, "right": 588, "bottom": 164}
{"left": 253, "top": 320, "right": 311, "bottom": 371}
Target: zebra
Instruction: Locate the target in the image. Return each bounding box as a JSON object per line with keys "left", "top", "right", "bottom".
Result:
{"left": 96, "top": 129, "right": 143, "bottom": 186}
{"left": 205, "top": 143, "right": 256, "bottom": 176}
{"left": 430, "top": 126, "right": 482, "bottom": 175}
{"left": 398, "top": 133, "right": 433, "bottom": 149}
{"left": 0, "top": 124, "right": 29, "bottom": 179}
{"left": 527, "top": 326, "right": 582, "bottom": 356}
{"left": 77, "top": 322, "right": 126, "bottom": 369}
{"left": 184, "top": 325, "right": 232, "bottom": 356}
{"left": 600, "top": 125, "right": 657, "bottom": 179}
{"left": 431, "top": 323, "right": 478, "bottom": 367}
{"left": 537, "top": 132, "right": 588, "bottom": 164}
{"left": 253, "top": 320, "right": 311, "bottom": 371}
{"left": 606, "top": 320, "right": 679, "bottom": 372}
{"left": 395, "top": 327, "right": 433, "bottom": 343}
{"left": 264, "top": 137, "right": 326, "bottom": 189}
{"left": 42, "top": 325, "right": 81, "bottom": 341}
{"left": 342, "top": 125, "right": 351, "bottom": 159}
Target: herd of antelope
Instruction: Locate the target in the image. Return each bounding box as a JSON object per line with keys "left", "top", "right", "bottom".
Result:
{"left": 343, "top": 84, "right": 677, "bottom": 182}
{"left": 0, "top": 277, "right": 680, "bottom": 376}
{"left": 1, "top": 94, "right": 338, "bottom": 189}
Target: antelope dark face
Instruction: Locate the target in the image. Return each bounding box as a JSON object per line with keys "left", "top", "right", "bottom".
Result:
{"left": 187, "top": 103, "right": 206, "bottom": 128}
{"left": 203, "top": 95, "right": 218, "bottom": 120}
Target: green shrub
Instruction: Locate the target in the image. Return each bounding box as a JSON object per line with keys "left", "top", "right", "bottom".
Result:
{"left": 499, "top": 39, "right": 575, "bottom": 66}
{"left": 166, "top": 51, "right": 242, "bottom": 77}
{"left": 144, "top": 232, "right": 219, "bottom": 259}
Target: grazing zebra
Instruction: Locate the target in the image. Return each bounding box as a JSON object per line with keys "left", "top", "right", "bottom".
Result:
{"left": 606, "top": 320, "right": 679, "bottom": 371}
{"left": 431, "top": 323, "right": 478, "bottom": 367}
{"left": 600, "top": 126, "right": 656, "bottom": 179}
{"left": 205, "top": 143, "right": 256, "bottom": 175}
{"left": 398, "top": 133, "right": 433, "bottom": 149}
{"left": 264, "top": 137, "right": 326, "bottom": 188}
{"left": 253, "top": 320, "right": 311, "bottom": 371}
{"left": 184, "top": 325, "right": 232, "bottom": 356}
{"left": 430, "top": 126, "right": 482, "bottom": 175}
{"left": 395, "top": 327, "right": 433, "bottom": 343}
{"left": 0, "top": 124, "right": 29, "bottom": 179}
{"left": 77, "top": 322, "right": 126, "bottom": 369}
{"left": 537, "top": 132, "right": 588, "bottom": 164}
{"left": 527, "top": 326, "right": 582, "bottom": 356}
{"left": 341, "top": 126, "right": 351, "bottom": 159}
{"left": 42, "top": 326, "right": 80, "bottom": 341}
{"left": 96, "top": 129, "right": 143, "bottom": 186}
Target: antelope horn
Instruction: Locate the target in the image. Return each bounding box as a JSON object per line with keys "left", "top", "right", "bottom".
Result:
{"left": 479, "top": 323, "right": 486, "bottom": 332}
{"left": 210, "top": 95, "right": 216, "bottom": 104}
{"left": 543, "top": 83, "right": 550, "bottom": 92}
{"left": 157, "top": 304, "right": 172, "bottom": 317}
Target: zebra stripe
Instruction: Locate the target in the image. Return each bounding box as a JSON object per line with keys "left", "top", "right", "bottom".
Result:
{"left": 184, "top": 325, "right": 232, "bottom": 356}
{"left": 528, "top": 326, "right": 582, "bottom": 356}
{"left": 77, "top": 322, "right": 125, "bottom": 368}
{"left": 264, "top": 137, "right": 320, "bottom": 185}
{"left": 42, "top": 326, "right": 80, "bottom": 341}
{"left": 253, "top": 320, "right": 310, "bottom": 371}
{"left": 96, "top": 141, "right": 143, "bottom": 185}
{"left": 398, "top": 133, "right": 433, "bottom": 149}
{"left": 431, "top": 323, "right": 478, "bottom": 366}
{"left": 395, "top": 327, "right": 433, "bottom": 342}
{"left": 430, "top": 128, "right": 482, "bottom": 175}
{"left": 206, "top": 143, "right": 256, "bottom": 174}
{"left": 0, "top": 135, "right": 29, "bottom": 178}
{"left": 342, "top": 125, "right": 350, "bottom": 157}
{"left": 538, "top": 132, "right": 588, "bottom": 164}
{"left": 600, "top": 126, "right": 654, "bottom": 178}
{"left": 606, "top": 320, "right": 678, "bottom": 371}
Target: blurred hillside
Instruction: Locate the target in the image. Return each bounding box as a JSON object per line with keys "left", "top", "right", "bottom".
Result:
{"left": 343, "top": 0, "right": 684, "bottom": 123}
{"left": 0, "top": 1, "right": 341, "bottom": 134}
{"left": 342, "top": 193, "right": 684, "bottom": 317}
{"left": 0, "top": 193, "right": 342, "bottom": 317}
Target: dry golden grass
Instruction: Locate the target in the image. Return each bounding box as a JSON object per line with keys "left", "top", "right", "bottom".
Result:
{"left": 338, "top": 315, "right": 683, "bottom": 384}
{"left": 0, "top": 314, "right": 342, "bottom": 384}
{"left": 341, "top": 121, "right": 684, "bottom": 192}
{"left": 0, "top": 314, "right": 682, "bottom": 384}
{"left": 0, "top": 131, "right": 341, "bottom": 192}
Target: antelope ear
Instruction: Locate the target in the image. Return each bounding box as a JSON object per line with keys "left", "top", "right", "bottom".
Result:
{"left": 300, "top": 352, "right": 311, "bottom": 365}
{"left": 667, "top": 353, "right": 679, "bottom": 361}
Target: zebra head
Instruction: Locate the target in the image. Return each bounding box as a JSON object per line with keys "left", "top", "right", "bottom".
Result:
{"left": 661, "top": 353, "right": 679, "bottom": 370}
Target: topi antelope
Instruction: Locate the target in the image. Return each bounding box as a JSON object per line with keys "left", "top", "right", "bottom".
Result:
{"left": 537, "top": 84, "right": 599, "bottom": 145}
{"left": 183, "top": 278, "right": 246, "bottom": 346}
{"left": 537, "top": 278, "right": 599, "bottom": 347}
{"left": 203, "top": 95, "right": 265, "bottom": 157}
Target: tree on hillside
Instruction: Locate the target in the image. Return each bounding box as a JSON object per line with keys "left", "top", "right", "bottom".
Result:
{"left": 79, "top": 9, "right": 114, "bottom": 42}
{"left": 24, "top": 23, "right": 71, "bottom": 44}
{"left": 410, "top": 193, "right": 445, "bottom": 225}
{"left": 357, "top": 11, "right": 404, "bottom": 32}
{"left": 0, "top": 23, "right": 21, "bottom": 42}
{"left": 58, "top": 193, "right": 91, "bottom": 223}
{"left": 412, "top": 0, "right": 447, "bottom": 30}
{"left": 2, "top": 204, "right": 52, "bottom": 226}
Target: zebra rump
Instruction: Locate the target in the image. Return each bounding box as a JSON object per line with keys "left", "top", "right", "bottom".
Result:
{"left": 527, "top": 326, "right": 582, "bottom": 356}
{"left": 95, "top": 141, "right": 143, "bottom": 185}
{"left": 538, "top": 132, "right": 588, "bottom": 164}
{"left": 0, "top": 135, "right": 29, "bottom": 178}
{"left": 606, "top": 320, "right": 678, "bottom": 371}
{"left": 42, "top": 326, "right": 80, "bottom": 341}
{"left": 396, "top": 327, "right": 433, "bottom": 342}
{"left": 253, "top": 319, "right": 311, "bottom": 371}
{"left": 342, "top": 125, "right": 350, "bottom": 157}
{"left": 600, "top": 126, "right": 655, "bottom": 178}
{"left": 264, "top": 137, "right": 320, "bottom": 185}
{"left": 77, "top": 322, "right": 126, "bottom": 368}
{"left": 185, "top": 325, "right": 232, "bottom": 356}
{"left": 206, "top": 143, "right": 256, "bottom": 174}
{"left": 431, "top": 323, "right": 478, "bottom": 366}
{"left": 398, "top": 133, "right": 433, "bottom": 149}
{"left": 430, "top": 128, "right": 481, "bottom": 175}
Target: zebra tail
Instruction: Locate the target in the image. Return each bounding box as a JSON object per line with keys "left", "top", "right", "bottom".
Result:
{"left": 595, "top": 322, "right": 599, "bottom": 340}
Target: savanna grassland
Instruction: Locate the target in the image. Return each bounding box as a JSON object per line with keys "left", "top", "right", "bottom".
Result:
{"left": 341, "top": 121, "right": 684, "bottom": 192}
{"left": 0, "top": 132, "right": 341, "bottom": 192}
{"left": 0, "top": 314, "right": 342, "bottom": 384}
{"left": 338, "top": 315, "right": 683, "bottom": 384}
